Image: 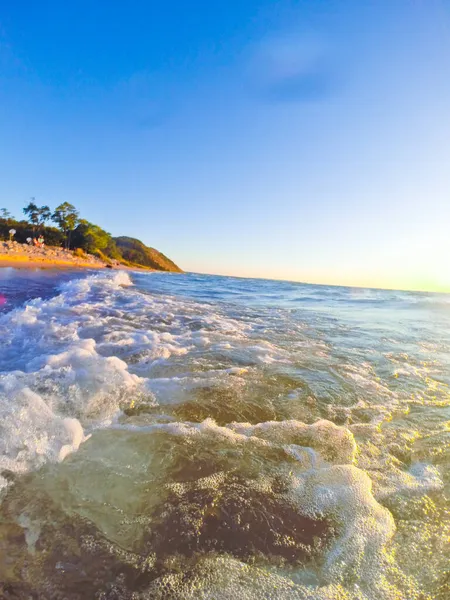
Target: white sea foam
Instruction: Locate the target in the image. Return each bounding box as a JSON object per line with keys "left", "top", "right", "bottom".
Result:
{"left": 0, "top": 385, "right": 87, "bottom": 489}
{"left": 0, "top": 269, "right": 262, "bottom": 486}
{"left": 0, "top": 272, "right": 147, "bottom": 489}
{"left": 0, "top": 270, "right": 448, "bottom": 598}
{"left": 103, "top": 418, "right": 399, "bottom": 598}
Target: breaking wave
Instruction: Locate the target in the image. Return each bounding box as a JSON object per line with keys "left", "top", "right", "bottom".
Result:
{"left": 0, "top": 270, "right": 449, "bottom": 599}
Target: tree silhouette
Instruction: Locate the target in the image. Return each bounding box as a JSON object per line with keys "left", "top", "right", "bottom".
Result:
{"left": 23, "top": 200, "right": 39, "bottom": 229}
{"left": 0, "top": 208, "right": 12, "bottom": 219}
{"left": 23, "top": 199, "right": 52, "bottom": 231}
{"left": 37, "top": 205, "right": 51, "bottom": 226}
{"left": 52, "top": 202, "right": 79, "bottom": 249}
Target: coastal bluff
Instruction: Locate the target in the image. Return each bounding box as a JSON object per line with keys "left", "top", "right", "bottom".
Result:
{"left": 114, "top": 236, "right": 183, "bottom": 273}
{"left": 0, "top": 205, "right": 182, "bottom": 273}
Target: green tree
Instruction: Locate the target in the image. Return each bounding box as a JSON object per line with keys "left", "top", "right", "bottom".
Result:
{"left": 73, "top": 220, "right": 110, "bottom": 253}
{"left": 23, "top": 199, "right": 52, "bottom": 231}
{"left": 23, "top": 200, "right": 39, "bottom": 229}
{"left": 52, "top": 202, "right": 79, "bottom": 249}
{"left": 0, "top": 208, "right": 12, "bottom": 220}
{"left": 72, "top": 220, "right": 122, "bottom": 259}
{"left": 37, "top": 205, "right": 51, "bottom": 227}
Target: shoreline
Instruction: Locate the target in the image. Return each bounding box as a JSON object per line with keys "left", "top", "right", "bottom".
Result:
{"left": 0, "top": 241, "right": 177, "bottom": 274}
{"left": 0, "top": 240, "right": 107, "bottom": 271}
{"left": 0, "top": 253, "right": 156, "bottom": 273}
{"left": 0, "top": 253, "right": 105, "bottom": 271}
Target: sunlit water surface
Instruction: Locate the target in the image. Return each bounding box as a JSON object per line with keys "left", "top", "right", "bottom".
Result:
{"left": 0, "top": 268, "right": 449, "bottom": 599}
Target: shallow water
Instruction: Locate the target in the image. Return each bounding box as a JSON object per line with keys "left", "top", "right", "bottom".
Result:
{"left": 0, "top": 269, "right": 449, "bottom": 599}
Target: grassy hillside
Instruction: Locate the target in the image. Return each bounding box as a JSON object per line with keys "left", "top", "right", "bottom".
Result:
{"left": 114, "top": 237, "right": 183, "bottom": 272}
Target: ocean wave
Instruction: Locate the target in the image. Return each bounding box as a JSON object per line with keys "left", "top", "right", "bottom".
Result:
{"left": 0, "top": 272, "right": 144, "bottom": 489}
{"left": 0, "top": 270, "right": 448, "bottom": 598}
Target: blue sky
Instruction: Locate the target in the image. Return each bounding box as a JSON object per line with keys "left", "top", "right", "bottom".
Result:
{"left": 1, "top": 1, "right": 450, "bottom": 291}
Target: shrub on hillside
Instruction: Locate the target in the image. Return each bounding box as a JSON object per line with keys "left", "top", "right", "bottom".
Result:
{"left": 0, "top": 218, "right": 65, "bottom": 246}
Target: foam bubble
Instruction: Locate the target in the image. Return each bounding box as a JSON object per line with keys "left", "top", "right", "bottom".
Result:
{"left": 0, "top": 386, "right": 87, "bottom": 489}
{"left": 230, "top": 419, "right": 357, "bottom": 464}
{"left": 106, "top": 418, "right": 397, "bottom": 595}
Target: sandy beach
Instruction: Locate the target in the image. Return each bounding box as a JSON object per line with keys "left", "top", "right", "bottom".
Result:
{"left": 0, "top": 240, "right": 111, "bottom": 270}
{"left": 0, "top": 241, "right": 160, "bottom": 273}
{"left": 0, "top": 256, "right": 105, "bottom": 270}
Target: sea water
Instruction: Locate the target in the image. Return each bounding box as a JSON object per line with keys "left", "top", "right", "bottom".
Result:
{"left": 0, "top": 268, "right": 449, "bottom": 599}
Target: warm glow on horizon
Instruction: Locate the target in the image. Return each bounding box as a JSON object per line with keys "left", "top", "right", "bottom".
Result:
{"left": 195, "top": 256, "right": 450, "bottom": 293}
{"left": 191, "top": 224, "right": 450, "bottom": 293}
{"left": 196, "top": 266, "right": 450, "bottom": 294}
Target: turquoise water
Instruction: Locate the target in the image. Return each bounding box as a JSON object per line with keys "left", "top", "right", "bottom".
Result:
{"left": 0, "top": 269, "right": 449, "bottom": 598}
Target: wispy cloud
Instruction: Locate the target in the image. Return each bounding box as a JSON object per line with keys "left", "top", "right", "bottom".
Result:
{"left": 245, "top": 33, "right": 338, "bottom": 103}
